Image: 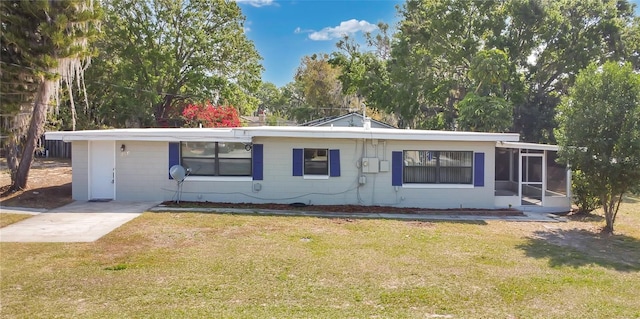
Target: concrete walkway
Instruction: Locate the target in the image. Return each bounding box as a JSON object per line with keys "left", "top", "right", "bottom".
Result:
{"left": 0, "top": 201, "right": 158, "bottom": 242}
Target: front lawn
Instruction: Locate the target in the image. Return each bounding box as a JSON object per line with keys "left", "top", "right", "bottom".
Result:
{"left": 1, "top": 198, "right": 639, "bottom": 318}
{"left": 0, "top": 213, "right": 33, "bottom": 228}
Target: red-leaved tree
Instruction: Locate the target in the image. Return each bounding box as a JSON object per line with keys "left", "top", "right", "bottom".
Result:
{"left": 182, "top": 102, "right": 241, "bottom": 128}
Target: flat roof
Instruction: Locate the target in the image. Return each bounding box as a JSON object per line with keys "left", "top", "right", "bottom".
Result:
{"left": 497, "top": 141, "right": 559, "bottom": 151}
{"left": 45, "top": 126, "right": 521, "bottom": 143}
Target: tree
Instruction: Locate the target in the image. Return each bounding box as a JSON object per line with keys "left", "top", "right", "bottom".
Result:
{"left": 456, "top": 49, "right": 515, "bottom": 132}
{"left": 1, "top": 0, "right": 100, "bottom": 191}
{"left": 254, "top": 82, "right": 287, "bottom": 115}
{"left": 329, "top": 28, "right": 395, "bottom": 124}
{"left": 556, "top": 62, "right": 640, "bottom": 233}
{"left": 292, "top": 54, "right": 345, "bottom": 122}
{"left": 182, "top": 103, "right": 241, "bottom": 128}
{"left": 365, "top": 0, "right": 637, "bottom": 137}
{"left": 87, "top": 0, "right": 262, "bottom": 127}
{"left": 387, "top": 0, "right": 505, "bottom": 129}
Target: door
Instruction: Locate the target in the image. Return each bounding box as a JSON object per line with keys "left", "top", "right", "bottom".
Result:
{"left": 90, "top": 140, "right": 115, "bottom": 200}
{"left": 520, "top": 153, "right": 544, "bottom": 206}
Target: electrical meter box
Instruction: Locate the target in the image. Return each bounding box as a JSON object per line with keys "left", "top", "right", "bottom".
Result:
{"left": 361, "top": 158, "right": 379, "bottom": 173}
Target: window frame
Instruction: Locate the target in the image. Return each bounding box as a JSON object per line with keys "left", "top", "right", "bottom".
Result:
{"left": 303, "top": 148, "right": 329, "bottom": 176}
{"left": 402, "top": 150, "right": 473, "bottom": 185}
{"left": 180, "top": 142, "right": 252, "bottom": 177}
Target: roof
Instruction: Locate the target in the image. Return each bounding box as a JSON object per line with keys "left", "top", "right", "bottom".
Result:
{"left": 497, "top": 141, "right": 559, "bottom": 151}
{"left": 300, "top": 112, "right": 396, "bottom": 129}
{"left": 45, "top": 126, "right": 521, "bottom": 143}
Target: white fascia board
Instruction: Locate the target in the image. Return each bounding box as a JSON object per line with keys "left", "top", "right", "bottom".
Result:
{"left": 45, "top": 128, "right": 252, "bottom": 143}
{"left": 242, "top": 126, "right": 520, "bottom": 142}
{"left": 45, "top": 126, "right": 520, "bottom": 143}
{"left": 497, "top": 141, "right": 559, "bottom": 151}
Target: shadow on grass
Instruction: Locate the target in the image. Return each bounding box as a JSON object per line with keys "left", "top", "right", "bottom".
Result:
{"left": 567, "top": 212, "right": 604, "bottom": 223}
{"left": 517, "top": 228, "right": 640, "bottom": 272}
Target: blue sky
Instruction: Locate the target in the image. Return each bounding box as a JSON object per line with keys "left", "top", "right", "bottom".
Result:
{"left": 236, "top": 0, "right": 640, "bottom": 88}
{"left": 236, "top": 0, "right": 402, "bottom": 87}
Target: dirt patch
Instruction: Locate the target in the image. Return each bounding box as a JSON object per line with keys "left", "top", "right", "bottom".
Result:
{"left": 161, "top": 201, "right": 524, "bottom": 216}
{"left": 0, "top": 158, "right": 73, "bottom": 209}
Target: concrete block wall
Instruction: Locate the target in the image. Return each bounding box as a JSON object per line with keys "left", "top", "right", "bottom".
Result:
{"left": 71, "top": 141, "right": 89, "bottom": 201}
{"left": 76, "top": 137, "right": 498, "bottom": 209}
{"left": 114, "top": 141, "right": 168, "bottom": 201}
{"left": 152, "top": 137, "right": 497, "bottom": 209}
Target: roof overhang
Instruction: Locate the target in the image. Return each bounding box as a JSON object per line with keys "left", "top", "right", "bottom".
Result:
{"left": 45, "top": 128, "right": 252, "bottom": 143}
{"left": 45, "top": 126, "right": 521, "bottom": 143}
{"left": 497, "top": 141, "right": 559, "bottom": 151}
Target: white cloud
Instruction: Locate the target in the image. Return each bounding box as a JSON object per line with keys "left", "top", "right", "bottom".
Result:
{"left": 233, "top": 0, "right": 275, "bottom": 7}
{"left": 306, "top": 19, "right": 378, "bottom": 41}
{"left": 294, "top": 27, "right": 313, "bottom": 34}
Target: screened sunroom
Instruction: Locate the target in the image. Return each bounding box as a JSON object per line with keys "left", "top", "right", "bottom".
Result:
{"left": 494, "top": 142, "right": 572, "bottom": 212}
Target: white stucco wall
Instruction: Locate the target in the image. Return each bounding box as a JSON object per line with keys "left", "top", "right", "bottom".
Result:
{"left": 120, "top": 137, "right": 496, "bottom": 209}
{"left": 71, "top": 141, "right": 89, "bottom": 200}
{"left": 114, "top": 141, "right": 169, "bottom": 201}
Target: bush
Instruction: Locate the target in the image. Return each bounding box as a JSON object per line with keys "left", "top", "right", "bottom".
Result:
{"left": 572, "top": 170, "right": 600, "bottom": 214}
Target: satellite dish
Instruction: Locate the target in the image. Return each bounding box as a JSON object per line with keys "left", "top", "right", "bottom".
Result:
{"left": 170, "top": 165, "right": 187, "bottom": 182}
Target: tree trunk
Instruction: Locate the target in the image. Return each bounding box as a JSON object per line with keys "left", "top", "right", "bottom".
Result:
{"left": 10, "top": 82, "right": 51, "bottom": 191}
{"left": 5, "top": 138, "right": 20, "bottom": 188}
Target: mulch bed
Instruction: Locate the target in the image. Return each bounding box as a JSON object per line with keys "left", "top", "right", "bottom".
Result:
{"left": 160, "top": 201, "right": 524, "bottom": 217}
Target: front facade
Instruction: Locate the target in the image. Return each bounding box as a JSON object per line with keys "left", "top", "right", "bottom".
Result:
{"left": 46, "top": 126, "right": 571, "bottom": 212}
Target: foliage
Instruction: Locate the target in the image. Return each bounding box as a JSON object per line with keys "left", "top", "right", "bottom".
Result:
{"left": 1, "top": 0, "right": 100, "bottom": 190}
{"left": 84, "top": 0, "right": 262, "bottom": 128}
{"left": 556, "top": 61, "right": 640, "bottom": 233}
{"left": 456, "top": 49, "right": 514, "bottom": 132}
{"left": 182, "top": 103, "right": 241, "bottom": 128}
{"left": 571, "top": 170, "right": 601, "bottom": 214}
{"left": 338, "top": 0, "right": 638, "bottom": 138}
{"left": 254, "top": 82, "right": 288, "bottom": 117}
{"left": 456, "top": 94, "right": 513, "bottom": 132}
{"left": 292, "top": 54, "right": 346, "bottom": 122}
{"left": 329, "top": 27, "right": 394, "bottom": 124}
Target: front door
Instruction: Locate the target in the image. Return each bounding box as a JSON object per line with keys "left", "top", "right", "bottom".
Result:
{"left": 89, "top": 141, "right": 115, "bottom": 200}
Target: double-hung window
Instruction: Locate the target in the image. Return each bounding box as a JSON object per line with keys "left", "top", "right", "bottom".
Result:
{"left": 403, "top": 150, "right": 473, "bottom": 184}
{"left": 181, "top": 142, "right": 252, "bottom": 176}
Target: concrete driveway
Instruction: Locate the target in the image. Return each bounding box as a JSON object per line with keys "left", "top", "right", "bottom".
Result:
{"left": 0, "top": 201, "right": 158, "bottom": 242}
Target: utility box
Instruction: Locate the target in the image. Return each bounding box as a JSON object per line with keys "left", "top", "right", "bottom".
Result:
{"left": 361, "top": 158, "right": 379, "bottom": 173}
{"left": 379, "top": 160, "right": 390, "bottom": 172}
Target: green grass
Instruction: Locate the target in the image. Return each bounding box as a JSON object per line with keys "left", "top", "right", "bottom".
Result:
{"left": 1, "top": 200, "right": 639, "bottom": 318}
{"left": 0, "top": 213, "right": 33, "bottom": 228}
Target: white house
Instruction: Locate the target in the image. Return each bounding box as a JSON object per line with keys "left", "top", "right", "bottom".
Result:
{"left": 45, "top": 126, "right": 571, "bottom": 212}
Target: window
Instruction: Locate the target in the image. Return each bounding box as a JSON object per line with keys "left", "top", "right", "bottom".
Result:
{"left": 304, "top": 148, "right": 328, "bottom": 175}
{"left": 403, "top": 151, "right": 473, "bottom": 184}
{"left": 180, "top": 142, "right": 251, "bottom": 176}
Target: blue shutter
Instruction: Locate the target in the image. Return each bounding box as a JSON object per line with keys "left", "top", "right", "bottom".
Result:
{"left": 252, "top": 144, "right": 263, "bottom": 180}
{"left": 392, "top": 151, "right": 403, "bottom": 186}
{"left": 168, "top": 142, "right": 180, "bottom": 179}
{"left": 292, "top": 148, "right": 303, "bottom": 176}
{"left": 329, "top": 149, "right": 340, "bottom": 177}
{"left": 474, "top": 152, "right": 485, "bottom": 187}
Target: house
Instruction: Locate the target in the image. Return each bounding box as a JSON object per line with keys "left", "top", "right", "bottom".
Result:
{"left": 300, "top": 112, "right": 396, "bottom": 129}
{"left": 45, "top": 126, "right": 571, "bottom": 212}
